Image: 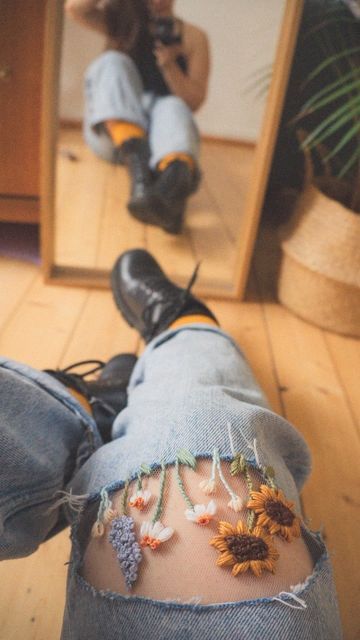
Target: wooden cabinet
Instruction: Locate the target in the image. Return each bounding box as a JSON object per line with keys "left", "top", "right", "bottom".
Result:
{"left": 0, "top": 1, "right": 46, "bottom": 222}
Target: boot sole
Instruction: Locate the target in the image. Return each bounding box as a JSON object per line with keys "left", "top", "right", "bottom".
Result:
{"left": 128, "top": 198, "right": 183, "bottom": 235}
{"left": 147, "top": 194, "right": 184, "bottom": 235}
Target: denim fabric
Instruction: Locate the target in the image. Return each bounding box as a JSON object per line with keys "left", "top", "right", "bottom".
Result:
{"left": 0, "top": 326, "right": 342, "bottom": 638}
{"left": 63, "top": 534, "right": 339, "bottom": 640}
{"left": 83, "top": 50, "right": 200, "bottom": 168}
{"left": 0, "top": 358, "right": 101, "bottom": 559}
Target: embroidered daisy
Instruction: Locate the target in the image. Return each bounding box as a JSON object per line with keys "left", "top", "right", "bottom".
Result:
{"left": 247, "top": 485, "right": 301, "bottom": 541}
{"left": 128, "top": 489, "right": 152, "bottom": 511}
{"left": 140, "top": 521, "right": 174, "bottom": 550}
{"left": 185, "top": 500, "right": 217, "bottom": 526}
{"left": 210, "top": 520, "right": 279, "bottom": 577}
{"left": 199, "top": 479, "right": 217, "bottom": 495}
{"left": 227, "top": 495, "right": 244, "bottom": 513}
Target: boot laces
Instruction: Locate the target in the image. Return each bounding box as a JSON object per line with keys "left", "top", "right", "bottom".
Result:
{"left": 44, "top": 360, "right": 116, "bottom": 416}
{"left": 142, "top": 262, "right": 201, "bottom": 341}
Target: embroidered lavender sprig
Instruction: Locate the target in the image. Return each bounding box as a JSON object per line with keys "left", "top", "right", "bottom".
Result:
{"left": 109, "top": 515, "right": 142, "bottom": 590}
{"left": 108, "top": 480, "right": 142, "bottom": 589}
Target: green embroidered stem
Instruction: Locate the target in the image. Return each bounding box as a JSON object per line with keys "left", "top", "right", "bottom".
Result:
{"left": 121, "top": 481, "right": 130, "bottom": 516}
{"left": 136, "top": 472, "right": 142, "bottom": 492}
{"left": 243, "top": 463, "right": 256, "bottom": 532}
{"left": 214, "top": 450, "right": 237, "bottom": 500}
{"left": 247, "top": 509, "right": 256, "bottom": 532}
{"left": 263, "top": 466, "right": 277, "bottom": 490}
{"left": 243, "top": 465, "right": 254, "bottom": 495}
{"left": 210, "top": 448, "right": 217, "bottom": 483}
{"left": 96, "top": 488, "right": 111, "bottom": 522}
{"left": 152, "top": 462, "right": 167, "bottom": 524}
{"left": 175, "top": 458, "right": 194, "bottom": 510}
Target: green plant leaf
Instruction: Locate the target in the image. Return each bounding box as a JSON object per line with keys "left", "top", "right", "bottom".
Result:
{"left": 338, "top": 146, "right": 360, "bottom": 178}
{"left": 323, "top": 121, "right": 360, "bottom": 162}
{"left": 305, "top": 106, "right": 360, "bottom": 151}
{"left": 304, "top": 46, "right": 360, "bottom": 86}
{"left": 301, "top": 68, "right": 360, "bottom": 112}
{"left": 304, "top": 16, "right": 356, "bottom": 40}
{"left": 298, "top": 78, "right": 360, "bottom": 120}
{"left": 301, "top": 95, "right": 360, "bottom": 149}
{"left": 177, "top": 449, "right": 196, "bottom": 469}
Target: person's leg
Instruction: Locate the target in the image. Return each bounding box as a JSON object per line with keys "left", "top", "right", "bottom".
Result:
{"left": 83, "top": 50, "right": 148, "bottom": 152}
{"left": 145, "top": 96, "right": 202, "bottom": 234}
{"left": 83, "top": 50, "right": 152, "bottom": 213}
{"left": 0, "top": 358, "right": 102, "bottom": 559}
{"left": 148, "top": 95, "right": 200, "bottom": 172}
{"left": 60, "top": 251, "right": 341, "bottom": 640}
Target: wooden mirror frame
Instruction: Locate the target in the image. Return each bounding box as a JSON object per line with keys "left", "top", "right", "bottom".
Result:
{"left": 40, "top": 0, "right": 303, "bottom": 298}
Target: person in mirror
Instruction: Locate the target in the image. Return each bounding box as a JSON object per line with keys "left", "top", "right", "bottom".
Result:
{"left": 65, "top": 0, "right": 210, "bottom": 234}
{"left": 0, "top": 249, "right": 342, "bottom": 638}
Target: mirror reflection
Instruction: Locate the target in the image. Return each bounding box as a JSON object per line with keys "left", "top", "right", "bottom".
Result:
{"left": 55, "top": 0, "right": 285, "bottom": 289}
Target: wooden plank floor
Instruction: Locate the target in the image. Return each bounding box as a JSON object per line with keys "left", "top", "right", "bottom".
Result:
{"left": 55, "top": 131, "right": 255, "bottom": 289}
{"left": 0, "top": 235, "right": 359, "bottom": 638}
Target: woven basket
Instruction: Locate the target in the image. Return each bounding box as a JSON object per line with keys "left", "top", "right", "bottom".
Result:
{"left": 278, "top": 183, "right": 360, "bottom": 337}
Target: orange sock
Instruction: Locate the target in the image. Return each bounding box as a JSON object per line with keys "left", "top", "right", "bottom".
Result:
{"left": 157, "top": 152, "right": 195, "bottom": 173}
{"left": 169, "top": 314, "right": 218, "bottom": 330}
{"left": 68, "top": 388, "right": 92, "bottom": 414}
{"left": 106, "top": 120, "right": 145, "bottom": 147}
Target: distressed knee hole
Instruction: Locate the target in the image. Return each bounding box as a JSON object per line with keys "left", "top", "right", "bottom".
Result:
{"left": 79, "top": 455, "right": 314, "bottom": 604}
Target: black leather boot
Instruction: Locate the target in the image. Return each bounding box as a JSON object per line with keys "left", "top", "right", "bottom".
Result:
{"left": 119, "top": 137, "right": 152, "bottom": 218}
{"left": 148, "top": 160, "right": 202, "bottom": 235}
{"left": 111, "top": 249, "right": 217, "bottom": 343}
{"left": 44, "top": 354, "right": 137, "bottom": 442}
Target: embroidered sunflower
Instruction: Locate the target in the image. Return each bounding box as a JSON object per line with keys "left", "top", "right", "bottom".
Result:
{"left": 210, "top": 520, "right": 279, "bottom": 577}
{"left": 247, "top": 485, "right": 301, "bottom": 541}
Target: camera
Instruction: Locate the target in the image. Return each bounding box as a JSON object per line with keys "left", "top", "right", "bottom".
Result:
{"left": 151, "top": 17, "right": 182, "bottom": 46}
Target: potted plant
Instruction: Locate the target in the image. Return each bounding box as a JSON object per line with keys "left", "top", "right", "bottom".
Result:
{"left": 276, "top": 0, "right": 360, "bottom": 337}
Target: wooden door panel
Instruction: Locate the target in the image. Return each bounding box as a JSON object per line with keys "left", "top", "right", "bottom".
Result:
{"left": 0, "top": 1, "right": 46, "bottom": 196}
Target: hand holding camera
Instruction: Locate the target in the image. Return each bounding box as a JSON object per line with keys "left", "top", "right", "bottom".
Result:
{"left": 151, "top": 17, "right": 183, "bottom": 70}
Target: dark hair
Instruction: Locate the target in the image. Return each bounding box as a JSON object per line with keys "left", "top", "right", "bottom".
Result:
{"left": 104, "top": 0, "right": 150, "bottom": 51}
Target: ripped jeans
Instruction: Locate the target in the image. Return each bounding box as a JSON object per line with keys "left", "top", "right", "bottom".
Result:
{"left": 0, "top": 325, "right": 342, "bottom": 639}
{"left": 83, "top": 50, "right": 200, "bottom": 169}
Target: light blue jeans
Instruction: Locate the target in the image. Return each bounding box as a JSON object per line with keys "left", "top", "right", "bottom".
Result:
{"left": 83, "top": 50, "right": 200, "bottom": 169}
{"left": 0, "top": 325, "right": 342, "bottom": 639}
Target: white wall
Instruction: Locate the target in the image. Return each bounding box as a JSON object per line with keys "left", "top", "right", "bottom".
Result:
{"left": 59, "top": 0, "right": 285, "bottom": 142}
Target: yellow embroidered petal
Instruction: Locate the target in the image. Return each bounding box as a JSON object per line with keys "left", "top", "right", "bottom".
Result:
{"left": 218, "top": 521, "right": 235, "bottom": 536}
{"left": 250, "top": 560, "right": 264, "bottom": 577}
{"left": 209, "top": 535, "right": 226, "bottom": 545}
{"left": 236, "top": 520, "right": 248, "bottom": 535}
{"left": 217, "top": 553, "right": 235, "bottom": 567}
{"left": 292, "top": 519, "right": 301, "bottom": 537}
{"left": 263, "top": 558, "right": 277, "bottom": 572}
{"left": 259, "top": 484, "right": 274, "bottom": 498}
{"left": 255, "top": 512, "right": 271, "bottom": 527}
{"left": 252, "top": 525, "right": 271, "bottom": 540}
{"left": 209, "top": 539, "right": 229, "bottom": 552}
{"left": 246, "top": 499, "right": 263, "bottom": 511}
{"left": 232, "top": 561, "right": 250, "bottom": 576}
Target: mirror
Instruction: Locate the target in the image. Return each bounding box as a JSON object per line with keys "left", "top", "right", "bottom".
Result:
{"left": 41, "top": 0, "right": 303, "bottom": 297}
